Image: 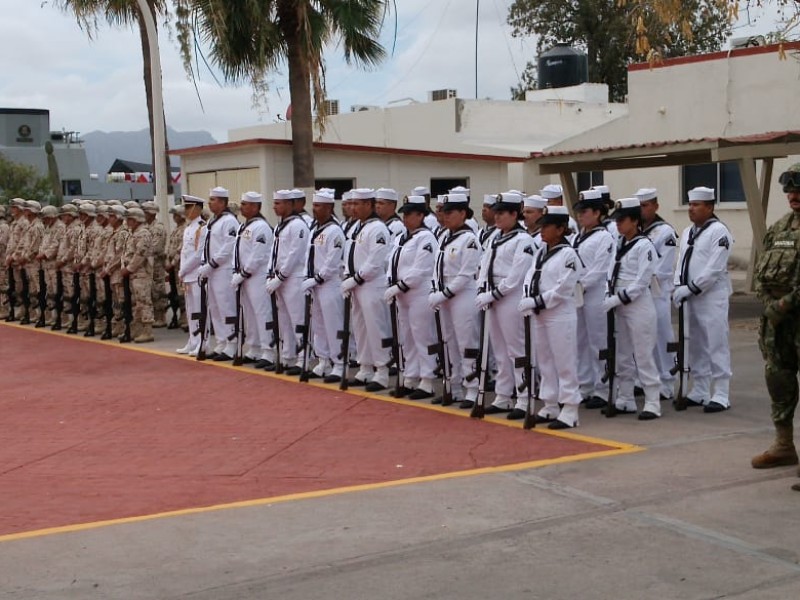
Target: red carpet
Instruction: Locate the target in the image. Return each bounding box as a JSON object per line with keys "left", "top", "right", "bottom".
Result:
{"left": 0, "top": 323, "right": 617, "bottom": 536}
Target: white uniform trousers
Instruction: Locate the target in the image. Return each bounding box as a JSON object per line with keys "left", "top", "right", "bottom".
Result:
{"left": 486, "top": 293, "right": 526, "bottom": 409}
{"left": 351, "top": 282, "right": 392, "bottom": 369}
{"left": 686, "top": 289, "right": 732, "bottom": 407}
{"left": 652, "top": 290, "right": 676, "bottom": 398}
{"left": 241, "top": 274, "right": 271, "bottom": 356}
{"left": 207, "top": 268, "right": 236, "bottom": 351}
{"left": 396, "top": 289, "right": 438, "bottom": 381}
{"left": 614, "top": 286, "right": 661, "bottom": 416}
{"left": 534, "top": 305, "right": 581, "bottom": 422}
{"left": 576, "top": 284, "right": 609, "bottom": 401}
{"left": 440, "top": 290, "right": 480, "bottom": 398}
{"left": 311, "top": 281, "right": 344, "bottom": 366}
{"left": 275, "top": 277, "right": 304, "bottom": 362}
{"left": 185, "top": 280, "right": 200, "bottom": 349}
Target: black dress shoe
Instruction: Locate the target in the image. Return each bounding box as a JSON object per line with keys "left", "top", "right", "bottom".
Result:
{"left": 703, "top": 401, "right": 728, "bottom": 413}
{"left": 285, "top": 366, "right": 302, "bottom": 376}
{"left": 638, "top": 411, "right": 660, "bottom": 421}
{"left": 262, "top": 362, "right": 277, "bottom": 372}
{"left": 580, "top": 396, "right": 592, "bottom": 405}
{"left": 584, "top": 397, "right": 607, "bottom": 409}
{"left": 459, "top": 399, "right": 475, "bottom": 409}
{"left": 430, "top": 396, "right": 443, "bottom": 405}
{"left": 602, "top": 405, "right": 636, "bottom": 416}
{"left": 659, "top": 394, "right": 673, "bottom": 402}
{"left": 409, "top": 389, "right": 434, "bottom": 400}
{"left": 365, "top": 381, "right": 387, "bottom": 392}
{"left": 241, "top": 356, "right": 255, "bottom": 364}
{"left": 306, "top": 372, "right": 321, "bottom": 379}
{"left": 390, "top": 386, "right": 414, "bottom": 398}
{"left": 254, "top": 359, "right": 271, "bottom": 369}
{"left": 323, "top": 374, "right": 342, "bottom": 384}
{"left": 485, "top": 405, "right": 511, "bottom": 414}
{"left": 206, "top": 352, "right": 220, "bottom": 361}
{"left": 347, "top": 378, "right": 368, "bottom": 387}
{"left": 533, "top": 414, "right": 555, "bottom": 424}
{"left": 548, "top": 420, "right": 575, "bottom": 430}
{"left": 507, "top": 408, "right": 526, "bottom": 420}
{"left": 213, "top": 353, "right": 232, "bottom": 362}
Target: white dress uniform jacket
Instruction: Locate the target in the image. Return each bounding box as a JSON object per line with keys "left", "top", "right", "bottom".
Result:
{"left": 308, "top": 218, "right": 345, "bottom": 371}
{"left": 201, "top": 210, "right": 238, "bottom": 353}
{"left": 234, "top": 215, "right": 273, "bottom": 359}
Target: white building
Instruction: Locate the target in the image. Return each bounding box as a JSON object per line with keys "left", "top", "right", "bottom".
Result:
{"left": 173, "top": 42, "right": 800, "bottom": 263}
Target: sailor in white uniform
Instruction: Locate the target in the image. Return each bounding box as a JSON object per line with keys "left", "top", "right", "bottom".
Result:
{"left": 176, "top": 195, "right": 206, "bottom": 355}
{"left": 541, "top": 184, "right": 578, "bottom": 243}
{"left": 375, "top": 188, "right": 405, "bottom": 241}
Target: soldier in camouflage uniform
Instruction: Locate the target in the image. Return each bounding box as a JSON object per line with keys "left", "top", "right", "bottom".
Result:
{"left": 121, "top": 207, "right": 154, "bottom": 343}
{"left": 4, "top": 198, "right": 31, "bottom": 321}
{"left": 91, "top": 205, "right": 113, "bottom": 325}
{"left": 101, "top": 205, "right": 130, "bottom": 337}
{"left": 0, "top": 205, "right": 9, "bottom": 319}
{"left": 55, "top": 203, "right": 84, "bottom": 333}
{"left": 142, "top": 201, "right": 168, "bottom": 327}
{"left": 19, "top": 200, "right": 45, "bottom": 324}
{"left": 166, "top": 204, "right": 187, "bottom": 328}
{"left": 35, "top": 205, "right": 63, "bottom": 325}
{"left": 77, "top": 203, "right": 101, "bottom": 330}
{"left": 752, "top": 163, "right": 800, "bottom": 491}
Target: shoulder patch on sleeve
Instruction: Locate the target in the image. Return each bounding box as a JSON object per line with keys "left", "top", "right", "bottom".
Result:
{"left": 299, "top": 229, "right": 305, "bottom": 239}
{"left": 376, "top": 235, "right": 386, "bottom": 245}
{"left": 422, "top": 243, "right": 433, "bottom": 253}
{"left": 467, "top": 239, "right": 478, "bottom": 250}
{"left": 665, "top": 237, "right": 676, "bottom": 247}
{"left": 523, "top": 245, "right": 534, "bottom": 255}
{"left": 565, "top": 259, "right": 576, "bottom": 271}
{"left": 256, "top": 235, "right": 266, "bottom": 244}
{"left": 719, "top": 236, "right": 729, "bottom": 249}
{"left": 334, "top": 238, "right": 342, "bottom": 249}
{"left": 228, "top": 228, "right": 237, "bottom": 237}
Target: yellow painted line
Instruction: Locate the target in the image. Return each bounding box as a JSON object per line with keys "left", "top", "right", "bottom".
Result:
{"left": 0, "top": 442, "right": 641, "bottom": 544}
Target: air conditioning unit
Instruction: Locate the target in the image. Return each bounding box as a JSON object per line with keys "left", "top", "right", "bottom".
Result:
{"left": 730, "top": 35, "right": 766, "bottom": 49}
{"left": 350, "top": 104, "right": 380, "bottom": 112}
{"left": 428, "top": 89, "right": 457, "bottom": 102}
{"left": 321, "top": 99, "right": 339, "bottom": 116}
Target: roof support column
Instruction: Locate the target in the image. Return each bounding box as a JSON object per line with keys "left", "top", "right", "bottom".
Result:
{"left": 559, "top": 171, "right": 578, "bottom": 217}
{"left": 738, "top": 157, "right": 767, "bottom": 290}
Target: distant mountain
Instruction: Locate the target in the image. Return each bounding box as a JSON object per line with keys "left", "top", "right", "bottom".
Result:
{"left": 81, "top": 127, "right": 216, "bottom": 175}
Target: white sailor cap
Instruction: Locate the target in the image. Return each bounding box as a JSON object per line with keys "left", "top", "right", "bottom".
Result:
{"left": 483, "top": 194, "right": 497, "bottom": 206}
{"left": 449, "top": 186, "right": 470, "bottom": 198}
{"left": 523, "top": 195, "right": 548, "bottom": 209}
{"left": 351, "top": 188, "right": 376, "bottom": 200}
{"left": 540, "top": 184, "right": 563, "bottom": 199}
{"left": 289, "top": 189, "right": 305, "bottom": 200}
{"left": 376, "top": 188, "right": 398, "bottom": 201}
{"left": 687, "top": 186, "right": 715, "bottom": 202}
{"left": 241, "top": 191, "right": 263, "bottom": 203}
{"left": 342, "top": 190, "right": 353, "bottom": 202}
{"left": 273, "top": 189, "right": 293, "bottom": 201}
{"left": 592, "top": 184, "right": 611, "bottom": 197}
{"left": 313, "top": 190, "right": 335, "bottom": 204}
{"left": 318, "top": 187, "right": 336, "bottom": 197}
{"left": 493, "top": 192, "right": 523, "bottom": 211}
{"left": 399, "top": 195, "right": 428, "bottom": 213}
{"left": 635, "top": 187, "right": 658, "bottom": 202}
{"left": 412, "top": 185, "right": 430, "bottom": 196}
{"left": 539, "top": 205, "right": 570, "bottom": 225}
{"left": 181, "top": 194, "right": 206, "bottom": 205}
{"left": 436, "top": 194, "right": 447, "bottom": 205}
{"left": 209, "top": 186, "right": 229, "bottom": 198}
{"left": 441, "top": 193, "right": 469, "bottom": 211}
{"left": 612, "top": 197, "right": 642, "bottom": 220}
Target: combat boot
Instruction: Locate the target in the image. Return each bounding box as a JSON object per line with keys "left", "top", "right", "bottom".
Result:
{"left": 153, "top": 310, "right": 167, "bottom": 328}
{"left": 751, "top": 423, "right": 798, "bottom": 468}
{"left": 134, "top": 323, "right": 154, "bottom": 343}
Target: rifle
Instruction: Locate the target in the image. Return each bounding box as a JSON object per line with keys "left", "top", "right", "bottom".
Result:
{"left": 4, "top": 266, "right": 16, "bottom": 322}
{"left": 52, "top": 270, "right": 64, "bottom": 330}
{"left": 35, "top": 268, "right": 47, "bottom": 328}
{"left": 193, "top": 277, "right": 209, "bottom": 359}
{"left": 226, "top": 282, "right": 244, "bottom": 366}
{"left": 337, "top": 294, "right": 352, "bottom": 390}
{"left": 428, "top": 281, "right": 452, "bottom": 406}
{"left": 167, "top": 269, "right": 180, "bottom": 329}
{"left": 515, "top": 311, "right": 537, "bottom": 430}
{"left": 267, "top": 291, "right": 283, "bottom": 374}
{"left": 84, "top": 272, "right": 97, "bottom": 337}
{"left": 101, "top": 275, "right": 113, "bottom": 339}
{"left": 465, "top": 295, "right": 490, "bottom": 419}
{"left": 120, "top": 275, "right": 133, "bottom": 343}
{"left": 19, "top": 268, "right": 31, "bottom": 325}
{"left": 667, "top": 300, "right": 690, "bottom": 410}
{"left": 599, "top": 292, "right": 618, "bottom": 418}
{"left": 382, "top": 298, "right": 405, "bottom": 397}
{"left": 66, "top": 271, "right": 80, "bottom": 334}
{"left": 296, "top": 290, "right": 313, "bottom": 381}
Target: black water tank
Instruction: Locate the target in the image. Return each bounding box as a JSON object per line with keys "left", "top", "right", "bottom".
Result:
{"left": 537, "top": 44, "right": 588, "bottom": 89}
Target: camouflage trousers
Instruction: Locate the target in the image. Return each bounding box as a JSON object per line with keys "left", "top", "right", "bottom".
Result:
{"left": 62, "top": 270, "right": 79, "bottom": 316}
{"left": 44, "top": 265, "right": 58, "bottom": 309}
{"left": 132, "top": 273, "right": 154, "bottom": 325}
{"left": 24, "top": 265, "right": 41, "bottom": 311}
{"left": 79, "top": 271, "right": 104, "bottom": 317}
{"left": 0, "top": 264, "right": 8, "bottom": 312}
{"left": 152, "top": 257, "right": 168, "bottom": 317}
{"left": 759, "top": 311, "right": 800, "bottom": 425}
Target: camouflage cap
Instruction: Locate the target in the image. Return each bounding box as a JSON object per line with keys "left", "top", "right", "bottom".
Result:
{"left": 60, "top": 204, "right": 79, "bottom": 215}
{"left": 95, "top": 205, "right": 109, "bottom": 215}
{"left": 24, "top": 200, "right": 42, "bottom": 213}
{"left": 10, "top": 197, "right": 27, "bottom": 208}
{"left": 41, "top": 205, "right": 59, "bottom": 218}
{"left": 109, "top": 205, "right": 127, "bottom": 219}
{"left": 106, "top": 199, "right": 123, "bottom": 206}
{"left": 141, "top": 200, "right": 159, "bottom": 213}
{"left": 126, "top": 207, "right": 146, "bottom": 222}
{"left": 78, "top": 203, "right": 97, "bottom": 216}
{"left": 123, "top": 201, "right": 139, "bottom": 209}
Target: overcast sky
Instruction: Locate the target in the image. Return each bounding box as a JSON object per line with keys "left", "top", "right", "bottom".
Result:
{"left": 0, "top": 0, "right": 786, "bottom": 143}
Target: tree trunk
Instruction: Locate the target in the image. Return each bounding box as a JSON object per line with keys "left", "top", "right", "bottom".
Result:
{"left": 281, "top": 1, "right": 315, "bottom": 188}
{"left": 136, "top": 2, "right": 173, "bottom": 195}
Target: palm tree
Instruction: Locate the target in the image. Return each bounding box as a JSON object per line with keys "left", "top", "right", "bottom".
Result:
{"left": 53, "top": 0, "right": 174, "bottom": 194}
{"left": 175, "top": 0, "right": 388, "bottom": 188}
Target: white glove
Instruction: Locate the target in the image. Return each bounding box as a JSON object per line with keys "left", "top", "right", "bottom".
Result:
{"left": 301, "top": 278, "right": 318, "bottom": 294}
{"left": 383, "top": 285, "right": 401, "bottom": 303}
{"left": 230, "top": 273, "right": 245, "bottom": 289}
{"left": 517, "top": 296, "right": 537, "bottom": 316}
{"left": 265, "top": 277, "right": 282, "bottom": 294}
{"left": 428, "top": 291, "right": 447, "bottom": 310}
{"left": 198, "top": 264, "right": 212, "bottom": 280}
{"left": 602, "top": 295, "right": 623, "bottom": 312}
{"left": 672, "top": 285, "right": 692, "bottom": 308}
{"left": 341, "top": 277, "right": 358, "bottom": 297}
{"left": 475, "top": 291, "right": 494, "bottom": 310}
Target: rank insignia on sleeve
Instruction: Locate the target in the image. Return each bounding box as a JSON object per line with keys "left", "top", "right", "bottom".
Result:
{"left": 228, "top": 228, "right": 237, "bottom": 237}
{"left": 665, "top": 237, "right": 676, "bottom": 247}
{"left": 334, "top": 239, "right": 342, "bottom": 249}
{"left": 467, "top": 240, "right": 477, "bottom": 250}
{"left": 256, "top": 235, "right": 266, "bottom": 244}
{"left": 423, "top": 243, "right": 433, "bottom": 253}
{"left": 719, "top": 237, "right": 729, "bottom": 249}
{"left": 376, "top": 235, "right": 386, "bottom": 245}
{"left": 565, "top": 260, "right": 576, "bottom": 271}
{"left": 523, "top": 246, "right": 533, "bottom": 255}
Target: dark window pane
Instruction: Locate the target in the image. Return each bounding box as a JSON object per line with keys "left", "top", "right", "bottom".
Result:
{"left": 576, "top": 171, "right": 604, "bottom": 192}
{"left": 430, "top": 177, "right": 468, "bottom": 198}
{"left": 62, "top": 180, "right": 82, "bottom": 196}
{"left": 720, "top": 161, "right": 745, "bottom": 202}
{"left": 682, "top": 164, "right": 716, "bottom": 203}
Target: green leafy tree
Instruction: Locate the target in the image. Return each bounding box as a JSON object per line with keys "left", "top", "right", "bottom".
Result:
{"left": 508, "top": 0, "right": 731, "bottom": 102}
{"left": 175, "top": 0, "right": 389, "bottom": 188}
{"left": 0, "top": 154, "right": 53, "bottom": 204}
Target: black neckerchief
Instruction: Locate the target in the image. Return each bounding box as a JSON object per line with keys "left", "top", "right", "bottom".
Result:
{"left": 390, "top": 227, "right": 427, "bottom": 284}
{"left": 609, "top": 235, "right": 646, "bottom": 292}
{"left": 306, "top": 218, "right": 340, "bottom": 278}
{"left": 573, "top": 225, "right": 606, "bottom": 249}
{"left": 530, "top": 241, "right": 569, "bottom": 297}
{"left": 487, "top": 226, "right": 524, "bottom": 284}
{"left": 678, "top": 217, "right": 719, "bottom": 285}
{"left": 435, "top": 226, "right": 473, "bottom": 287}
